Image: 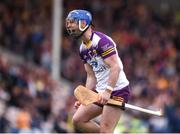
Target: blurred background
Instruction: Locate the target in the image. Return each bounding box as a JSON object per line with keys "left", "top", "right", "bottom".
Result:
{"left": 0, "top": 0, "right": 180, "bottom": 133}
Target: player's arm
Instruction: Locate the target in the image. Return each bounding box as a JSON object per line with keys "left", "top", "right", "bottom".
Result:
{"left": 84, "top": 63, "right": 97, "bottom": 90}
{"left": 98, "top": 37, "right": 121, "bottom": 92}
{"left": 97, "top": 38, "right": 121, "bottom": 104}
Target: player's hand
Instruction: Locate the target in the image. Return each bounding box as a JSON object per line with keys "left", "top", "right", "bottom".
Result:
{"left": 74, "top": 101, "right": 81, "bottom": 109}
{"left": 98, "top": 90, "right": 111, "bottom": 104}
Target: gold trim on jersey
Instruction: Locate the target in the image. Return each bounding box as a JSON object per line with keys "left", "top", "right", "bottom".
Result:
{"left": 102, "top": 48, "right": 115, "bottom": 56}
{"left": 83, "top": 40, "right": 92, "bottom": 49}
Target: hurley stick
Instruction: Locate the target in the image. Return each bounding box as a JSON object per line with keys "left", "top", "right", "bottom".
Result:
{"left": 74, "top": 85, "right": 163, "bottom": 116}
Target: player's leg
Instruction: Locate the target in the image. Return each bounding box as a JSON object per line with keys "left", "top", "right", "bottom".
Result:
{"left": 100, "top": 105, "right": 122, "bottom": 133}
{"left": 100, "top": 85, "right": 130, "bottom": 133}
{"left": 72, "top": 103, "right": 102, "bottom": 133}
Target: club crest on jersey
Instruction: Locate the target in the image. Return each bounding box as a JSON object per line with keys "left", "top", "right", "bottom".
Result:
{"left": 93, "top": 49, "right": 97, "bottom": 54}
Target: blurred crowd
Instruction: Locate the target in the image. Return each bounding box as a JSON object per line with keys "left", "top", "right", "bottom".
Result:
{"left": 0, "top": 52, "right": 76, "bottom": 133}
{"left": 0, "top": 0, "right": 180, "bottom": 133}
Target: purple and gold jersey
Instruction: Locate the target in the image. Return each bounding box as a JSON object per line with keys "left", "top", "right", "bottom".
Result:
{"left": 79, "top": 31, "right": 129, "bottom": 92}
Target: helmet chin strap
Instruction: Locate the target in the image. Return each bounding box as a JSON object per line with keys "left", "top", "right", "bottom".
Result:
{"left": 79, "top": 20, "right": 89, "bottom": 31}
{"left": 74, "top": 20, "right": 90, "bottom": 38}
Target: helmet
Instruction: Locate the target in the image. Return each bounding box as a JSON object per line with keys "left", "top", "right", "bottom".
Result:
{"left": 66, "top": 9, "right": 92, "bottom": 37}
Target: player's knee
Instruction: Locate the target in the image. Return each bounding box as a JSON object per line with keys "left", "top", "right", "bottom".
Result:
{"left": 100, "top": 123, "right": 113, "bottom": 133}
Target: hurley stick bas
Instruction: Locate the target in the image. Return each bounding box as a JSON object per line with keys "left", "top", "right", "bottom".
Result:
{"left": 74, "top": 85, "right": 163, "bottom": 116}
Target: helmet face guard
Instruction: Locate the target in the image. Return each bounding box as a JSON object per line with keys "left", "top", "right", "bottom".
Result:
{"left": 66, "top": 10, "right": 92, "bottom": 37}
{"left": 66, "top": 18, "right": 82, "bottom": 37}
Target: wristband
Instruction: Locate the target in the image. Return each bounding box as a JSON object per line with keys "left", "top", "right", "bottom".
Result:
{"left": 106, "top": 85, "right": 113, "bottom": 91}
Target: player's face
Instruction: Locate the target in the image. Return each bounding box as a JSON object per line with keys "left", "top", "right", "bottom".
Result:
{"left": 66, "top": 18, "right": 81, "bottom": 37}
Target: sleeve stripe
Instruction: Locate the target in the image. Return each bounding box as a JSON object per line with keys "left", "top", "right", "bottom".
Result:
{"left": 102, "top": 50, "right": 114, "bottom": 56}
{"left": 102, "top": 48, "right": 114, "bottom": 55}
{"left": 102, "top": 51, "right": 116, "bottom": 59}
{"left": 101, "top": 48, "right": 115, "bottom": 56}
